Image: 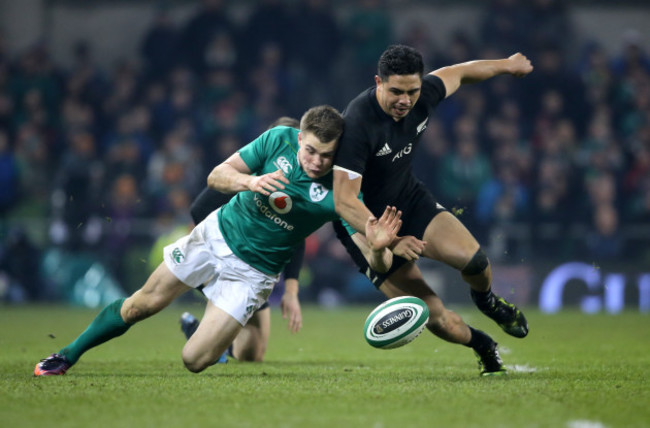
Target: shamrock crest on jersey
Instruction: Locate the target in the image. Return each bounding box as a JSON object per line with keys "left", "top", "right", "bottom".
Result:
{"left": 309, "top": 183, "right": 329, "bottom": 202}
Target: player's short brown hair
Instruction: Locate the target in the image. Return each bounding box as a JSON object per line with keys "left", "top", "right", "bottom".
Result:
{"left": 300, "top": 105, "right": 344, "bottom": 143}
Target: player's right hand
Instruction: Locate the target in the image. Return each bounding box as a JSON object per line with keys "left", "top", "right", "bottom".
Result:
{"left": 281, "top": 292, "right": 302, "bottom": 334}
{"left": 249, "top": 169, "right": 290, "bottom": 195}
{"left": 391, "top": 235, "right": 426, "bottom": 261}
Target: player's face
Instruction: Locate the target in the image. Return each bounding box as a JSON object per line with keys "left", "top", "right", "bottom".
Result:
{"left": 298, "top": 131, "right": 337, "bottom": 179}
{"left": 375, "top": 74, "right": 422, "bottom": 121}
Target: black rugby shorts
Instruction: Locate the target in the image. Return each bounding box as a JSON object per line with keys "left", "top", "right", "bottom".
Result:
{"left": 334, "top": 183, "right": 445, "bottom": 288}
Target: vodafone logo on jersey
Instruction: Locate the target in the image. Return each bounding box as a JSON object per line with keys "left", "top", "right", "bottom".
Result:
{"left": 269, "top": 191, "right": 292, "bottom": 214}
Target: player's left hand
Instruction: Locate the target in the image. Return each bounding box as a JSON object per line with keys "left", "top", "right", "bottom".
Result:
{"left": 366, "top": 206, "right": 402, "bottom": 251}
{"left": 391, "top": 235, "right": 426, "bottom": 261}
{"left": 507, "top": 53, "right": 533, "bottom": 77}
{"left": 281, "top": 293, "right": 302, "bottom": 333}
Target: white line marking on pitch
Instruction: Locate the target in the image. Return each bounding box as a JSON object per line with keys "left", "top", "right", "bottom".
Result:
{"left": 567, "top": 420, "right": 608, "bottom": 428}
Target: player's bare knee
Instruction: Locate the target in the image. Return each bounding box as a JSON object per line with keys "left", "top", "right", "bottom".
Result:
{"left": 122, "top": 301, "right": 156, "bottom": 323}
{"left": 181, "top": 348, "right": 208, "bottom": 373}
{"left": 183, "top": 359, "right": 207, "bottom": 373}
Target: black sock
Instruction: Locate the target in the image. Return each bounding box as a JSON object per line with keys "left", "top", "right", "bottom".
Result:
{"left": 465, "top": 326, "right": 494, "bottom": 354}
{"left": 470, "top": 289, "right": 495, "bottom": 311}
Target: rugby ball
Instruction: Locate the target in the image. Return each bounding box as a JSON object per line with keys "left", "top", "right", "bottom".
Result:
{"left": 364, "top": 296, "right": 429, "bottom": 349}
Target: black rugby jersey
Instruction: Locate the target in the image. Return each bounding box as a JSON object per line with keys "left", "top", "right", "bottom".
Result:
{"left": 334, "top": 74, "right": 446, "bottom": 215}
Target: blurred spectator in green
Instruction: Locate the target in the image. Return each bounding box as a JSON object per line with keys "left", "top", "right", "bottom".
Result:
{"left": 8, "top": 44, "right": 63, "bottom": 132}
{"left": 345, "top": 0, "right": 393, "bottom": 89}
{"left": 13, "top": 123, "right": 50, "bottom": 214}
{"left": 438, "top": 133, "right": 492, "bottom": 216}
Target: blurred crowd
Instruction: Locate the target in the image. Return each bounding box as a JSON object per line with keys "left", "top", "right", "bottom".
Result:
{"left": 1, "top": 0, "right": 650, "bottom": 302}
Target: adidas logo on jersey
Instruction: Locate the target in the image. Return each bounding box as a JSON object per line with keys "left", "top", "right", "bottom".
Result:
{"left": 376, "top": 143, "right": 392, "bottom": 156}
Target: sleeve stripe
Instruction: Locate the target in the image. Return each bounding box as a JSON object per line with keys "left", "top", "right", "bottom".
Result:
{"left": 333, "top": 165, "right": 363, "bottom": 180}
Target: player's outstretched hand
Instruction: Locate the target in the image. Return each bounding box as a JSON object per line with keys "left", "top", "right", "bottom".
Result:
{"left": 366, "top": 206, "right": 402, "bottom": 251}
{"left": 391, "top": 235, "right": 426, "bottom": 261}
{"left": 281, "top": 292, "right": 302, "bottom": 334}
{"left": 507, "top": 53, "right": 533, "bottom": 77}
{"left": 249, "top": 169, "right": 290, "bottom": 196}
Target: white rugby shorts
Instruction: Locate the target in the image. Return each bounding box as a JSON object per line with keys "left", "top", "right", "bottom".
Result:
{"left": 163, "top": 210, "right": 279, "bottom": 325}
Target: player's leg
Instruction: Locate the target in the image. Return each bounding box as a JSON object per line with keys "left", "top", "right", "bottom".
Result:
{"left": 380, "top": 263, "right": 506, "bottom": 376}
{"left": 420, "top": 211, "right": 528, "bottom": 338}
{"left": 35, "top": 263, "right": 191, "bottom": 376}
{"left": 121, "top": 263, "right": 193, "bottom": 323}
{"left": 182, "top": 301, "right": 243, "bottom": 372}
{"left": 180, "top": 304, "right": 270, "bottom": 363}
{"left": 180, "top": 233, "right": 278, "bottom": 372}
{"left": 231, "top": 305, "right": 271, "bottom": 362}
{"left": 380, "top": 263, "right": 470, "bottom": 344}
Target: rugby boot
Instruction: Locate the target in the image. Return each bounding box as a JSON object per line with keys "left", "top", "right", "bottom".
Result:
{"left": 474, "top": 342, "right": 507, "bottom": 377}
{"left": 473, "top": 292, "right": 529, "bottom": 338}
{"left": 34, "top": 353, "right": 72, "bottom": 376}
{"left": 180, "top": 312, "right": 199, "bottom": 340}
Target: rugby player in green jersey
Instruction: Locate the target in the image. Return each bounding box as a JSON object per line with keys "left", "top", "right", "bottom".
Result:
{"left": 35, "top": 105, "right": 414, "bottom": 375}
{"left": 180, "top": 116, "right": 304, "bottom": 364}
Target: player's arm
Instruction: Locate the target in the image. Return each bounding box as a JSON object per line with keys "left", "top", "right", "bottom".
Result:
{"left": 190, "top": 187, "right": 233, "bottom": 225}
{"left": 207, "top": 152, "right": 289, "bottom": 195}
{"left": 280, "top": 243, "right": 304, "bottom": 333}
{"left": 431, "top": 52, "right": 533, "bottom": 98}
{"left": 281, "top": 277, "right": 302, "bottom": 333}
{"left": 334, "top": 170, "right": 425, "bottom": 262}
{"left": 350, "top": 206, "right": 402, "bottom": 273}
{"left": 332, "top": 169, "right": 375, "bottom": 234}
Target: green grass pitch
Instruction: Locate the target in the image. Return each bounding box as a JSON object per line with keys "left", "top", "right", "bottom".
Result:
{"left": 1, "top": 304, "right": 648, "bottom": 428}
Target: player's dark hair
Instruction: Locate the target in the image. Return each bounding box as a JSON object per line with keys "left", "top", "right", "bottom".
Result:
{"left": 300, "top": 105, "right": 344, "bottom": 143}
{"left": 377, "top": 44, "right": 424, "bottom": 81}
{"left": 269, "top": 116, "right": 300, "bottom": 129}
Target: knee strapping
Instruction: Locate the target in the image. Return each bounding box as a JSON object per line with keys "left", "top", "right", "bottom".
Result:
{"left": 461, "top": 248, "right": 489, "bottom": 276}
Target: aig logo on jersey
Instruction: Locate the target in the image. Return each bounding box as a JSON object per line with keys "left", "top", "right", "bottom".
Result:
{"left": 309, "top": 183, "right": 328, "bottom": 202}
{"left": 269, "top": 191, "right": 292, "bottom": 214}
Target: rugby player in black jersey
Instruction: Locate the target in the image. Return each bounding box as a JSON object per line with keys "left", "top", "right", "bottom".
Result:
{"left": 332, "top": 44, "right": 533, "bottom": 376}
{"left": 180, "top": 116, "right": 305, "bottom": 363}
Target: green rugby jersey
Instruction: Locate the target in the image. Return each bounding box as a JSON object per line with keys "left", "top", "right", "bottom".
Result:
{"left": 218, "top": 126, "right": 340, "bottom": 275}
